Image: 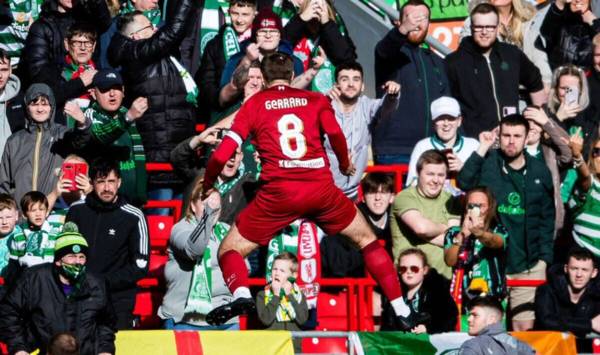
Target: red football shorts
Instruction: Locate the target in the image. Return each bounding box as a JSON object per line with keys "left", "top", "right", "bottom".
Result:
{"left": 235, "top": 180, "right": 357, "bottom": 245}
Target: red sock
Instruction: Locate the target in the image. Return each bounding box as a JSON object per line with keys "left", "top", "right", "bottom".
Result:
{"left": 219, "top": 250, "right": 249, "bottom": 294}
{"left": 361, "top": 240, "right": 402, "bottom": 300}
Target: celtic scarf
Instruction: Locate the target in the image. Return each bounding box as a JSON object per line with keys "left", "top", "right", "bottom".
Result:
{"left": 120, "top": 1, "right": 162, "bottom": 26}
{"left": 0, "top": 0, "right": 44, "bottom": 64}
{"left": 85, "top": 102, "right": 147, "bottom": 204}
{"left": 271, "top": 0, "right": 297, "bottom": 26}
{"left": 170, "top": 56, "right": 199, "bottom": 106}
{"left": 214, "top": 162, "right": 245, "bottom": 195}
{"left": 198, "top": 0, "right": 230, "bottom": 57}
{"left": 184, "top": 214, "right": 226, "bottom": 315}
{"left": 264, "top": 282, "right": 303, "bottom": 321}
{"left": 266, "top": 221, "right": 300, "bottom": 281}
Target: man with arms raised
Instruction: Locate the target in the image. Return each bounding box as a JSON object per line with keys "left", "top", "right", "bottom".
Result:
{"left": 202, "top": 52, "right": 414, "bottom": 329}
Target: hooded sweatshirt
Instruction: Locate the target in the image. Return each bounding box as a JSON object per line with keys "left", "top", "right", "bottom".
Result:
{"left": 459, "top": 322, "right": 535, "bottom": 355}
{"left": 0, "top": 74, "right": 23, "bottom": 157}
{"left": 0, "top": 83, "right": 84, "bottom": 206}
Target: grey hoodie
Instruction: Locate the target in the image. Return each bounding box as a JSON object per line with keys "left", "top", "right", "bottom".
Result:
{"left": 0, "top": 74, "right": 21, "bottom": 157}
{"left": 0, "top": 83, "right": 78, "bottom": 206}
{"left": 459, "top": 322, "right": 535, "bottom": 355}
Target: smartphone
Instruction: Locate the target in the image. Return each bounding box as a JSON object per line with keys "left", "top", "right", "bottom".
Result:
{"left": 61, "top": 162, "right": 88, "bottom": 191}
{"left": 565, "top": 86, "right": 579, "bottom": 105}
{"left": 467, "top": 203, "right": 481, "bottom": 218}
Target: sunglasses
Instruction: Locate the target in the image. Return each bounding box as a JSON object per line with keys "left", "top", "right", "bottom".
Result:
{"left": 399, "top": 265, "right": 421, "bottom": 274}
{"left": 593, "top": 147, "right": 600, "bottom": 157}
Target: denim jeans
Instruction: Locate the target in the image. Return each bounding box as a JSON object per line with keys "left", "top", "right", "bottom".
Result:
{"left": 163, "top": 318, "right": 240, "bottom": 331}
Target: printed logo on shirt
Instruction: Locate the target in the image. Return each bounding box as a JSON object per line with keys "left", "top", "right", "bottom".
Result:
{"left": 498, "top": 192, "right": 525, "bottom": 216}
{"left": 108, "top": 228, "right": 116, "bottom": 236}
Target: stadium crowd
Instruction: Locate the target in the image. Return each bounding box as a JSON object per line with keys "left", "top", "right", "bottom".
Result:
{"left": 0, "top": 0, "right": 597, "bottom": 353}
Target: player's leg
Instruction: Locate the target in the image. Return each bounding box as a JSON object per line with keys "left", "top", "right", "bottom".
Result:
{"left": 338, "top": 209, "right": 412, "bottom": 325}
{"left": 207, "top": 224, "right": 259, "bottom": 326}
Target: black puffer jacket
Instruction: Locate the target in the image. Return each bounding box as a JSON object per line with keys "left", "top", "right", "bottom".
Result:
{"left": 19, "top": 0, "right": 111, "bottom": 108}
{"left": 108, "top": 0, "right": 196, "bottom": 186}
{"left": 0, "top": 264, "right": 116, "bottom": 355}
{"left": 540, "top": 3, "right": 600, "bottom": 70}
{"left": 535, "top": 264, "right": 600, "bottom": 337}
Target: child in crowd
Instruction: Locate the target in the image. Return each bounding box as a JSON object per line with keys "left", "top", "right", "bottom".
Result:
{"left": 8, "top": 191, "right": 62, "bottom": 276}
{"left": 0, "top": 194, "right": 20, "bottom": 292}
{"left": 256, "top": 252, "right": 308, "bottom": 353}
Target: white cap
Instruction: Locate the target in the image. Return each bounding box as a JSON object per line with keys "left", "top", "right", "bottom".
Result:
{"left": 430, "top": 96, "right": 461, "bottom": 121}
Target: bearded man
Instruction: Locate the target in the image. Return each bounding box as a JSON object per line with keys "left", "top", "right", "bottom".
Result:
{"left": 373, "top": 0, "right": 450, "bottom": 165}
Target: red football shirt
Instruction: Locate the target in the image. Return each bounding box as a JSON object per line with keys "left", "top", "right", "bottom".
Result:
{"left": 203, "top": 84, "right": 350, "bottom": 190}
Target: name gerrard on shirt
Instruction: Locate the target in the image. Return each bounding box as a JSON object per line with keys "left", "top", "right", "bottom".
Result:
{"left": 265, "top": 97, "right": 308, "bottom": 110}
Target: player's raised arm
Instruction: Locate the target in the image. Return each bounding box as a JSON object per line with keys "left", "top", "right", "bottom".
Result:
{"left": 319, "top": 97, "right": 351, "bottom": 173}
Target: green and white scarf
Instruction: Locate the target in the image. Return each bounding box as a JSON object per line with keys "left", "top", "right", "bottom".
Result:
{"left": 120, "top": 1, "right": 162, "bottom": 26}
{"left": 214, "top": 162, "right": 245, "bottom": 195}
{"left": 222, "top": 25, "right": 241, "bottom": 61}
{"left": 272, "top": 0, "right": 297, "bottom": 26}
{"left": 170, "top": 56, "right": 199, "bottom": 106}
{"left": 264, "top": 282, "right": 303, "bottom": 321}
{"left": 0, "top": 0, "right": 44, "bottom": 65}
{"left": 266, "top": 221, "right": 300, "bottom": 281}
{"left": 199, "top": 0, "right": 230, "bottom": 57}
{"left": 184, "top": 216, "right": 227, "bottom": 314}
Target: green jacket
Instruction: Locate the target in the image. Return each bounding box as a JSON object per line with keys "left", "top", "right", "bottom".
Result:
{"left": 457, "top": 149, "right": 554, "bottom": 274}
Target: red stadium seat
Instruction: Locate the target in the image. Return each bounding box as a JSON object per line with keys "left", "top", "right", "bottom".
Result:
{"left": 147, "top": 215, "right": 174, "bottom": 253}
{"left": 302, "top": 337, "right": 347, "bottom": 353}
{"left": 133, "top": 289, "right": 164, "bottom": 328}
{"left": 316, "top": 291, "right": 351, "bottom": 331}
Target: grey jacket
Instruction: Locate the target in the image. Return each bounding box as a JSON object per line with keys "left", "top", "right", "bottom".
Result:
{"left": 0, "top": 74, "right": 22, "bottom": 157}
{"left": 325, "top": 94, "right": 398, "bottom": 200}
{"left": 459, "top": 323, "right": 535, "bottom": 355}
{"left": 0, "top": 83, "right": 83, "bottom": 206}
{"left": 157, "top": 206, "right": 237, "bottom": 326}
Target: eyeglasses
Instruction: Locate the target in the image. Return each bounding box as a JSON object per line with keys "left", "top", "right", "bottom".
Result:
{"left": 592, "top": 147, "right": 600, "bottom": 157}
{"left": 399, "top": 265, "right": 420, "bottom": 274}
{"left": 130, "top": 25, "right": 153, "bottom": 36}
{"left": 256, "top": 29, "right": 280, "bottom": 37}
{"left": 471, "top": 25, "right": 497, "bottom": 33}
{"left": 69, "top": 40, "right": 95, "bottom": 49}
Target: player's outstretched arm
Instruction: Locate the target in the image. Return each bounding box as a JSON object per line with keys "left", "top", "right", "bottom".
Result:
{"left": 202, "top": 136, "right": 240, "bottom": 193}
{"left": 319, "top": 98, "right": 350, "bottom": 172}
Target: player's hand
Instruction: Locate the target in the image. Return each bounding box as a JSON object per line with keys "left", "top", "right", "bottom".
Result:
{"left": 204, "top": 189, "right": 221, "bottom": 210}
{"left": 127, "top": 97, "right": 149, "bottom": 121}
{"left": 75, "top": 173, "right": 92, "bottom": 194}
{"left": 201, "top": 187, "right": 217, "bottom": 201}
{"left": 342, "top": 162, "right": 356, "bottom": 176}
{"left": 383, "top": 81, "right": 400, "bottom": 96}
{"left": 64, "top": 101, "right": 85, "bottom": 125}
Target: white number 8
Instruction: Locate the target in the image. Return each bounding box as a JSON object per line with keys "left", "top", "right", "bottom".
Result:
{"left": 278, "top": 114, "right": 307, "bottom": 159}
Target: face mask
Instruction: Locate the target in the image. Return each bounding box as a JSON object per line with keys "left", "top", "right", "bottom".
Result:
{"left": 59, "top": 262, "right": 86, "bottom": 282}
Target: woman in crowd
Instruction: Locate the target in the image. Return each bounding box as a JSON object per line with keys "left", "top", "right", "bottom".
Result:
{"left": 381, "top": 248, "right": 457, "bottom": 333}
{"left": 444, "top": 187, "right": 507, "bottom": 312}
{"left": 158, "top": 177, "right": 239, "bottom": 330}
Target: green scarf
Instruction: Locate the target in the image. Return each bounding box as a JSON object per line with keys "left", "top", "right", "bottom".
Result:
{"left": 214, "top": 162, "right": 245, "bottom": 195}
{"left": 86, "top": 102, "right": 147, "bottom": 204}
{"left": 309, "top": 14, "right": 348, "bottom": 93}
{"left": 222, "top": 25, "right": 240, "bottom": 61}
{"left": 266, "top": 222, "right": 299, "bottom": 281}
{"left": 120, "top": 1, "right": 162, "bottom": 26}
{"left": 264, "top": 283, "right": 303, "bottom": 321}
{"left": 198, "top": 0, "right": 230, "bottom": 57}
{"left": 169, "top": 56, "right": 199, "bottom": 106}
{"left": 184, "top": 217, "right": 227, "bottom": 314}
{"left": 272, "top": 0, "right": 297, "bottom": 26}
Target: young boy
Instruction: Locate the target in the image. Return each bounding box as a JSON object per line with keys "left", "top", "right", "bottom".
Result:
{"left": 256, "top": 252, "right": 308, "bottom": 353}
{"left": 8, "top": 191, "right": 62, "bottom": 274}
{"left": 0, "top": 194, "right": 20, "bottom": 290}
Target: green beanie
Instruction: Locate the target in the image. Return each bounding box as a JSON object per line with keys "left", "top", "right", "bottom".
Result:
{"left": 54, "top": 222, "right": 89, "bottom": 260}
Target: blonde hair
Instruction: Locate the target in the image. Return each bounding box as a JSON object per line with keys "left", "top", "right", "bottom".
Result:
{"left": 548, "top": 64, "right": 590, "bottom": 114}
{"left": 299, "top": 0, "right": 336, "bottom": 23}
{"left": 506, "top": 0, "right": 535, "bottom": 48}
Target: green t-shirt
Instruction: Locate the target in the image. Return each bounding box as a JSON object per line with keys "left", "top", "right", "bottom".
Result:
{"left": 443, "top": 225, "right": 508, "bottom": 297}
{"left": 391, "top": 186, "right": 461, "bottom": 279}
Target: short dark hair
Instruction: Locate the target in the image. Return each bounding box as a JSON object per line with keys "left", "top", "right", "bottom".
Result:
{"left": 361, "top": 172, "right": 394, "bottom": 194}
{"left": 229, "top": 0, "right": 257, "bottom": 8}
{"left": 416, "top": 149, "right": 448, "bottom": 175}
{"left": 400, "top": 0, "right": 430, "bottom": 19}
{"left": 261, "top": 52, "right": 294, "bottom": 83}
{"left": 117, "top": 10, "right": 143, "bottom": 35}
{"left": 48, "top": 333, "right": 79, "bottom": 355}
{"left": 66, "top": 22, "right": 97, "bottom": 42}
{"left": 21, "top": 191, "right": 48, "bottom": 213}
{"left": 567, "top": 246, "right": 596, "bottom": 265}
{"left": 470, "top": 3, "right": 499, "bottom": 24}
{"left": 273, "top": 251, "right": 298, "bottom": 273}
{"left": 90, "top": 157, "right": 121, "bottom": 181}
{"left": 335, "top": 61, "right": 363, "bottom": 82}
{"left": 467, "top": 295, "right": 503, "bottom": 315}
{"left": 500, "top": 114, "right": 530, "bottom": 135}
{"left": 0, "top": 48, "right": 10, "bottom": 65}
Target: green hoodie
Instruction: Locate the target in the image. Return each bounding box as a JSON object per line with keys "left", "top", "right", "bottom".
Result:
{"left": 457, "top": 149, "right": 555, "bottom": 274}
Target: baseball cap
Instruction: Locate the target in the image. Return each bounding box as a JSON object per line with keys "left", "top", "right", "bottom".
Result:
{"left": 93, "top": 69, "right": 123, "bottom": 90}
{"left": 251, "top": 9, "right": 283, "bottom": 40}
{"left": 430, "top": 96, "right": 461, "bottom": 121}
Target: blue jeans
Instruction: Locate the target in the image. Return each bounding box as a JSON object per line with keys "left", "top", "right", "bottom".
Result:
{"left": 147, "top": 188, "right": 183, "bottom": 215}
{"left": 163, "top": 318, "right": 240, "bottom": 331}
{"left": 373, "top": 154, "right": 411, "bottom": 165}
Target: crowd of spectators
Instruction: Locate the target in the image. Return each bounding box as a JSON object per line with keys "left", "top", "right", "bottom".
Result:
{"left": 0, "top": 0, "right": 598, "bottom": 352}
